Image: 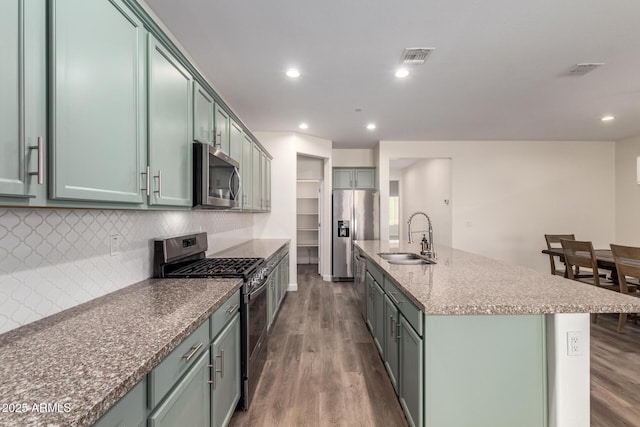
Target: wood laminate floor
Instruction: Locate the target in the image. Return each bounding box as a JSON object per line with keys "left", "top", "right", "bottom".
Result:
{"left": 591, "top": 314, "right": 640, "bottom": 427}
{"left": 230, "top": 265, "right": 640, "bottom": 427}
{"left": 229, "top": 264, "right": 408, "bottom": 427}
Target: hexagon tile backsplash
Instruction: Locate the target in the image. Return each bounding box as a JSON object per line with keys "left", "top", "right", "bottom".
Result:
{"left": 0, "top": 208, "right": 254, "bottom": 334}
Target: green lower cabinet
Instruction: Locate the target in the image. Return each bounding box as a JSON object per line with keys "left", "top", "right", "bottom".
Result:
{"left": 210, "top": 313, "right": 241, "bottom": 427}
{"left": 383, "top": 295, "right": 399, "bottom": 393}
{"left": 93, "top": 378, "right": 146, "bottom": 427}
{"left": 148, "top": 349, "right": 210, "bottom": 427}
{"left": 399, "top": 315, "right": 423, "bottom": 427}
{"left": 148, "top": 34, "right": 193, "bottom": 207}
{"left": 372, "top": 279, "right": 385, "bottom": 356}
{"left": 267, "top": 275, "right": 276, "bottom": 328}
{"left": 365, "top": 272, "right": 374, "bottom": 333}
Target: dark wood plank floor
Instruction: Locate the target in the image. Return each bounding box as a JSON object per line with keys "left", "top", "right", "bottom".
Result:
{"left": 229, "top": 264, "right": 408, "bottom": 427}
{"left": 591, "top": 314, "right": 640, "bottom": 426}
{"left": 230, "top": 266, "right": 640, "bottom": 427}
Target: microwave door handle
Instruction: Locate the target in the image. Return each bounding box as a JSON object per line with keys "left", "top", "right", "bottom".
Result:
{"left": 229, "top": 167, "right": 240, "bottom": 200}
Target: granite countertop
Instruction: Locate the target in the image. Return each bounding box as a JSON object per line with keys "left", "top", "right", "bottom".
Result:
{"left": 356, "top": 240, "right": 640, "bottom": 315}
{"left": 211, "top": 238, "right": 289, "bottom": 259}
{"left": 0, "top": 276, "right": 242, "bottom": 427}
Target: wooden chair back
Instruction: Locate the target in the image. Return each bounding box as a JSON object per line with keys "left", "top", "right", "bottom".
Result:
{"left": 610, "top": 244, "right": 640, "bottom": 295}
{"left": 545, "top": 234, "right": 576, "bottom": 275}
{"left": 560, "top": 239, "right": 601, "bottom": 286}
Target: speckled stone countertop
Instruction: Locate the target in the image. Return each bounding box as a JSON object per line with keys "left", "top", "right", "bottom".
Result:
{"left": 356, "top": 240, "right": 640, "bottom": 315}
{"left": 211, "top": 238, "right": 289, "bottom": 259}
{"left": 0, "top": 277, "right": 241, "bottom": 427}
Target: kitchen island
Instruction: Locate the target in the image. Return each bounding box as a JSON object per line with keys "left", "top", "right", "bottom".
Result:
{"left": 355, "top": 240, "right": 640, "bottom": 427}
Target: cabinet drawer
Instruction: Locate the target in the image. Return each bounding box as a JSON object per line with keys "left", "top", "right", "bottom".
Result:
{"left": 385, "top": 277, "right": 423, "bottom": 337}
{"left": 93, "top": 377, "right": 146, "bottom": 427}
{"left": 210, "top": 289, "right": 241, "bottom": 340}
{"left": 149, "top": 320, "right": 209, "bottom": 409}
{"left": 367, "top": 260, "right": 384, "bottom": 286}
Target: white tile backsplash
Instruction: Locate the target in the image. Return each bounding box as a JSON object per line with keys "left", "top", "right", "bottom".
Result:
{"left": 0, "top": 208, "right": 253, "bottom": 334}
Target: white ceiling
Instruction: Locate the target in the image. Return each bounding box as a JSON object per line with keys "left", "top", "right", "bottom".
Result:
{"left": 144, "top": 0, "right": 640, "bottom": 148}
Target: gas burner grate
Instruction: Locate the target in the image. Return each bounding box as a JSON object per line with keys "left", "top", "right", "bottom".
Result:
{"left": 167, "top": 257, "right": 263, "bottom": 278}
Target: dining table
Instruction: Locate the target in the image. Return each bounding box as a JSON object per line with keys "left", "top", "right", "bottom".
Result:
{"left": 541, "top": 248, "right": 621, "bottom": 282}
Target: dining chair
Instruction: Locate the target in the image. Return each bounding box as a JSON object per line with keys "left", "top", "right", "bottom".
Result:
{"left": 545, "top": 234, "right": 603, "bottom": 278}
{"left": 560, "top": 239, "right": 616, "bottom": 325}
{"left": 609, "top": 244, "right": 640, "bottom": 333}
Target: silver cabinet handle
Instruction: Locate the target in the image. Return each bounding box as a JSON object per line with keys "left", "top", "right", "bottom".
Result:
{"left": 141, "top": 166, "right": 150, "bottom": 196}
{"left": 208, "top": 361, "right": 216, "bottom": 388}
{"left": 28, "top": 136, "right": 44, "bottom": 185}
{"left": 226, "top": 303, "right": 239, "bottom": 314}
{"left": 154, "top": 170, "right": 162, "bottom": 198}
{"left": 388, "top": 292, "right": 402, "bottom": 306}
{"left": 390, "top": 315, "right": 395, "bottom": 337}
{"left": 219, "top": 349, "right": 224, "bottom": 378}
{"left": 182, "top": 342, "right": 203, "bottom": 362}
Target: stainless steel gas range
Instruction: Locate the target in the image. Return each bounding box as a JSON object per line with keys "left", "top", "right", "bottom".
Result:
{"left": 153, "top": 232, "right": 269, "bottom": 410}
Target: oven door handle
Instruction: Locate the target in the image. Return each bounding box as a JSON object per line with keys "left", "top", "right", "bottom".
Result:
{"left": 247, "top": 280, "right": 269, "bottom": 301}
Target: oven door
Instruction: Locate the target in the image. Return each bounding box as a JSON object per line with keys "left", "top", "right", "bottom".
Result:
{"left": 247, "top": 280, "right": 268, "bottom": 364}
{"left": 193, "top": 142, "right": 240, "bottom": 209}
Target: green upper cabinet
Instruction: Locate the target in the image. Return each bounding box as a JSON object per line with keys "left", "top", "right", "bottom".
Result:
{"left": 265, "top": 156, "right": 271, "bottom": 211}
{"left": 355, "top": 168, "right": 375, "bottom": 189}
{"left": 229, "top": 120, "right": 242, "bottom": 162}
{"left": 333, "top": 168, "right": 353, "bottom": 189}
{"left": 193, "top": 82, "right": 214, "bottom": 145}
{"left": 50, "top": 0, "right": 147, "bottom": 204}
{"left": 214, "top": 103, "right": 230, "bottom": 154}
{"left": 148, "top": 34, "right": 193, "bottom": 207}
{"left": 241, "top": 135, "right": 253, "bottom": 210}
{"left": 333, "top": 168, "right": 376, "bottom": 190}
{"left": 0, "top": 0, "right": 46, "bottom": 200}
{"left": 252, "top": 144, "right": 262, "bottom": 210}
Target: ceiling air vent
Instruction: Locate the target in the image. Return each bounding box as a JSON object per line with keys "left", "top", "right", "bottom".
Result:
{"left": 567, "top": 63, "right": 604, "bottom": 76}
{"left": 401, "top": 48, "right": 435, "bottom": 65}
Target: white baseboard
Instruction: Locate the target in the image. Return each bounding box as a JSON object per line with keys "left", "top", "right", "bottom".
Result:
{"left": 322, "top": 274, "right": 333, "bottom": 282}
{"left": 287, "top": 283, "right": 298, "bottom": 292}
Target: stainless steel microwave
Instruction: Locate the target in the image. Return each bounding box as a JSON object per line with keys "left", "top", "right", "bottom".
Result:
{"left": 193, "top": 142, "right": 240, "bottom": 209}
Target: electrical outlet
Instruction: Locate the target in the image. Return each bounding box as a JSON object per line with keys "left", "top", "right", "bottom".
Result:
{"left": 567, "top": 331, "right": 582, "bottom": 356}
{"left": 110, "top": 234, "right": 122, "bottom": 256}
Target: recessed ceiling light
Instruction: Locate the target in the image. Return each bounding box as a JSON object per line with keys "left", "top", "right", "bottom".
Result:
{"left": 395, "top": 68, "right": 410, "bottom": 78}
{"left": 601, "top": 115, "right": 615, "bottom": 122}
{"left": 366, "top": 123, "right": 376, "bottom": 130}
{"left": 299, "top": 123, "right": 308, "bottom": 130}
{"left": 286, "top": 68, "right": 301, "bottom": 78}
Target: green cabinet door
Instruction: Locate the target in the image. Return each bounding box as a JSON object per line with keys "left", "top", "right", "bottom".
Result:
{"left": 148, "top": 35, "right": 193, "bottom": 207}
{"left": 251, "top": 144, "right": 262, "bottom": 210}
{"left": 211, "top": 313, "right": 241, "bottom": 427}
{"left": 214, "top": 104, "right": 230, "bottom": 154}
{"left": 93, "top": 378, "right": 146, "bottom": 427}
{"left": 373, "top": 279, "right": 385, "bottom": 356}
{"left": 229, "top": 120, "right": 242, "bottom": 162}
{"left": 365, "top": 272, "right": 374, "bottom": 332}
{"left": 355, "top": 169, "right": 375, "bottom": 189}
{"left": 265, "top": 157, "right": 271, "bottom": 211}
{"left": 333, "top": 168, "right": 353, "bottom": 189}
{"left": 241, "top": 135, "right": 253, "bottom": 210}
{"left": 399, "top": 316, "right": 423, "bottom": 427}
{"left": 50, "top": 0, "right": 146, "bottom": 204}
{"left": 267, "top": 275, "right": 276, "bottom": 328}
{"left": 0, "top": 0, "right": 46, "bottom": 200}
{"left": 148, "top": 349, "right": 210, "bottom": 427}
{"left": 384, "top": 295, "right": 399, "bottom": 394}
{"left": 193, "top": 82, "right": 214, "bottom": 145}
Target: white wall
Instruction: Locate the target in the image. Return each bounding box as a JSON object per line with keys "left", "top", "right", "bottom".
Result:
{"left": 297, "top": 155, "right": 324, "bottom": 179}
{"left": 615, "top": 135, "right": 640, "bottom": 245}
{"left": 332, "top": 149, "right": 376, "bottom": 167}
{"left": 253, "top": 132, "right": 333, "bottom": 284}
{"left": 400, "top": 159, "right": 452, "bottom": 248}
{"left": 378, "top": 140, "right": 616, "bottom": 271}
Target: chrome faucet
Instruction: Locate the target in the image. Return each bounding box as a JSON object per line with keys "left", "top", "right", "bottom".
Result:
{"left": 408, "top": 211, "right": 435, "bottom": 259}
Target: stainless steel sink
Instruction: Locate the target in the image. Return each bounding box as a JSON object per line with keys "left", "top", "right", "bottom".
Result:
{"left": 377, "top": 252, "right": 436, "bottom": 265}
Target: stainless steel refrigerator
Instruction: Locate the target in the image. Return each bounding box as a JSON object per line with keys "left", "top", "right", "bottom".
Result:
{"left": 332, "top": 189, "right": 379, "bottom": 280}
